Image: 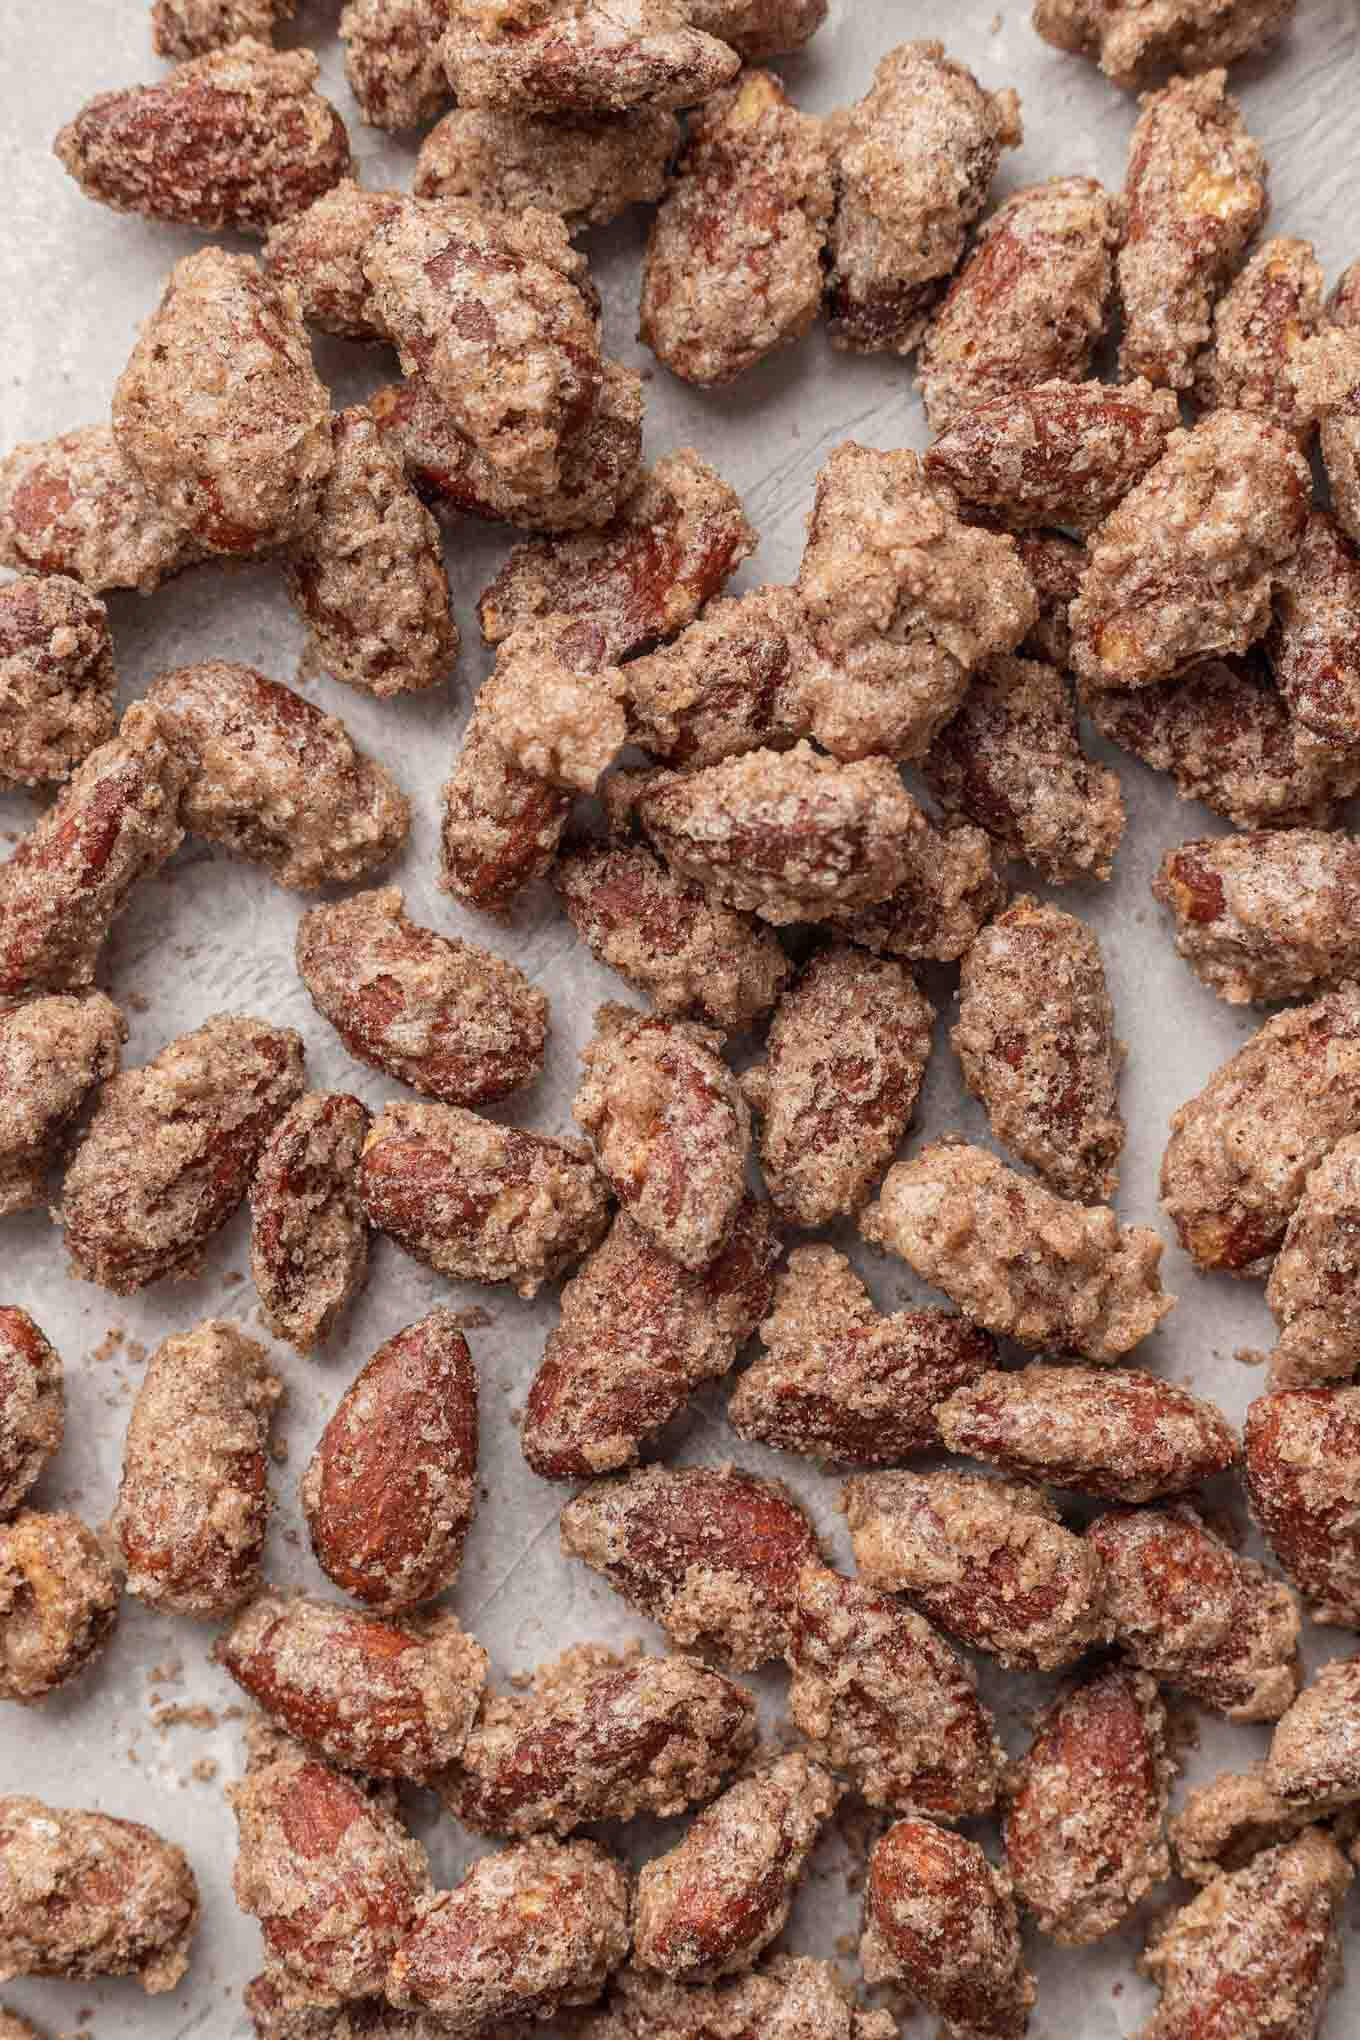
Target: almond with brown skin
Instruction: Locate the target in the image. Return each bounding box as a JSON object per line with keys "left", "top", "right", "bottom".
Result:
{"left": 1245, "top": 1387, "right": 1360, "bottom": 1625}
{"left": 0, "top": 423, "right": 203, "bottom": 595}
{"left": 0, "top": 575, "right": 115, "bottom": 789}
{"left": 440, "top": 0, "right": 741, "bottom": 118}
{"left": 0, "top": 1511, "right": 121, "bottom": 1704}
{"left": 1268, "top": 1657, "right": 1360, "bottom": 1815}
{"left": 1267, "top": 510, "right": 1360, "bottom": 747}
{"left": 250, "top": 1092, "right": 371, "bottom": 1354}
{"left": 0, "top": 995, "right": 124, "bottom": 1220}
{"left": 0, "top": 1311, "right": 64, "bottom": 1521}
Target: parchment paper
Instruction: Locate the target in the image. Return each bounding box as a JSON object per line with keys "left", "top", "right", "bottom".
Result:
{"left": 4, "top": 2, "right": 1360, "bottom": 2033}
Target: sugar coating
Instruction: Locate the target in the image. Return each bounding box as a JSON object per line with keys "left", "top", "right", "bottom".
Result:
{"left": 839, "top": 816, "right": 1003, "bottom": 964}
{"left": 1171, "top": 1763, "right": 1312, "bottom": 1883}
{"left": 0, "top": 575, "right": 115, "bottom": 787}
{"left": 0, "top": 1797, "right": 198, "bottom": 1993}
{"left": 1155, "top": 828, "right": 1360, "bottom": 1006}
{"left": 1195, "top": 235, "right": 1324, "bottom": 441}
{"left": 1291, "top": 324, "right": 1360, "bottom": 552}
{"left": 683, "top": 0, "right": 826, "bottom": 56}
{"left": 641, "top": 69, "right": 832, "bottom": 387}
{"left": 1140, "top": 1827, "right": 1350, "bottom": 2040}
{"left": 742, "top": 945, "right": 933, "bottom": 1227}
{"left": 1161, "top": 983, "right": 1360, "bottom": 1276}
{"left": 417, "top": 105, "right": 678, "bottom": 228}
{"left": 249, "top": 1092, "right": 371, "bottom": 1353}
{"left": 147, "top": 661, "right": 409, "bottom": 891}
{"left": 152, "top": 0, "right": 296, "bottom": 58}
{"left": 54, "top": 39, "right": 351, "bottom": 234}
{"left": 0, "top": 1313, "right": 63, "bottom": 1524}
{"left": 1117, "top": 69, "right": 1268, "bottom": 391}
{"left": 787, "top": 1563, "right": 1004, "bottom": 1819}
{"left": 1268, "top": 1656, "right": 1360, "bottom": 1817}
{"left": 1003, "top": 1665, "right": 1174, "bottom": 1945}
{"left": 440, "top": 0, "right": 741, "bottom": 117}
{"left": 438, "top": 1642, "right": 757, "bottom": 1837}
{"left": 1088, "top": 1502, "right": 1301, "bottom": 1721}
{"left": 0, "top": 994, "right": 124, "bottom": 1219}
{"left": 624, "top": 585, "right": 809, "bottom": 768}
{"left": 0, "top": 705, "right": 186, "bottom": 1003}
{"left": 795, "top": 442, "right": 1037, "bottom": 763}
{"left": 824, "top": 40, "right": 1022, "bottom": 355}
{"left": 576, "top": 1956, "right": 897, "bottom": 2040}
{"left": 0, "top": 1512, "right": 119, "bottom": 1705}
{"left": 845, "top": 1467, "right": 1108, "bottom": 1673}
{"left": 0, "top": 423, "right": 202, "bottom": 594}
{"left": 1246, "top": 1387, "right": 1360, "bottom": 1627}
{"left": 863, "top": 1139, "right": 1173, "bottom": 1362}
{"left": 918, "top": 176, "right": 1119, "bottom": 434}
{"left": 264, "top": 182, "right": 407, "bottom": 339}
{"left": 1269, "top": 511, "right": 1360, "bottom": 746}
{"left": 633, "top": 1752, "right": 838, "bottom": 1981}
{"left": 522, "top": 1198, "right": 778, "bottom": 1479}
{"left": 1034, "top": 0, "right": 1296, "bottom": 86}
{"left": 341, "top": 0, "right": 451, "bottom": 129}
{"left": 1265, "top": 1136, "right": 1360, "bottom": 1387}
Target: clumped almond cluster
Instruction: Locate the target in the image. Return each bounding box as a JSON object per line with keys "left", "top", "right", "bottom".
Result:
{"left": 10, "top": 6, "right": 1360, "bottom": 2040}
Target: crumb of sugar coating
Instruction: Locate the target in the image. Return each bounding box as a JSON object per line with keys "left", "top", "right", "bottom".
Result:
{"left": 840, "top": 816, "right": 1003, "bottom": 964}
{"left": 0, "top": 1512, "right": 120, "bottom": 1704}
{"left": 1155, "top": 829, "right": 1360, "bottom": 1005}
{"left": 1171, "top": 1763, "right": 1311, "bottom": 1883}
{"left": 575, "top": 1955, "right": 897, "bottom": 2040}
{"left": 417, "top": 104, "right": 679, "bottom": 229}
{"left": 249, "top": 1092, "right": 371, "bottom": 1353}
{"left": 152, "top": 0, "right": 296, "bottom": 58}
{"left": 0, "top": 1312, "right": 63, "bottom": 1524}
{"left": 341, "top": 0, "right": 451, "bottom": 129}
{"left": 0, "top": 424, "right": 203, "bottom": 594}
{"left": 1268, "top": 511, "right": 1360, "bottom": 747}
{"left": 1246, "top": 1388, "right": 1360, "bottom": 1628}
{"left": 1194, "top": 235, "right": 1324, "bottom": 441}
{"left": 0, "top": 576, "right": 115, "bottom": 787}
{"left": 0, "top": 994, "right": 124, "bottom": 1219}
{"left": 1264, "top": 1136, "right": 1360, "bottom": 1387}
{"left": 440, "top": 0, "right": 741, "bottom": 117}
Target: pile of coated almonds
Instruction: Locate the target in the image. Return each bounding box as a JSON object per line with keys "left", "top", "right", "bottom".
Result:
{"left": 11, "top": 0, "right": 1360, "bottom": 2034}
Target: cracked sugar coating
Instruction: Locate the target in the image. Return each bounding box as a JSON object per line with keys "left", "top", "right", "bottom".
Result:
{"left": 1194, "top": 235, "right": 1324, "bottom": 441}
{"left": 217, "top": 1592, "right": 489, "bottom": 1780}
{"left": 1161, "top": 983, "right": 1360, "bottom": 1276}
{"left": 844, "top": 1468, "right": 1108, "bottom": 1673}
{"left": 927, "top": 652, "right": 1125, "bottom": 881}
{"left": 60, "top": 1012, "right": 304, "bottom": 1293}
{"left": 918, "top": 177, "right": 1120, "bottom": 435}
{"left": 360, "top": 1099, "right": 611, "bottom": 1298}
{"left": 54, "top": 39, "right": 351, "bottom": 234}
{"left": 112, "top": 1319, "right": 282, "bottom": 1618}
{"left": 153, "top": 0, "right": 296, "bottom": 57}
{"left": 1089, "top": 1503, "right": 1300, "bottom": 1720}
{"left": 229, "top": 1739, "right": 431, "bottom": 2006}
{"left": 577, "top": 1955, "right": 897, "bottom": 2040}
{"left": 795, "top": 442, "right": 1037, "bottom": 764}
{"left": 937, "top": 1360, "right": 1238, "bottom": 1504}
{"left": 1117, "top": 69, "right": 1268, "bottom": 391}
{"left": 1003, "top": 1664, "right": 1175, "bottom": 1946}
{"left": 861, "top": 1818, "right": 1035, "bottom": 2040}
{"left": 624, "top": 585, "right": 809, "bottom": 769}
{"left": 263, "top": 183, "right": 407, "bottom": 340}
{"left": 1084, "top": 653, "right": 1360, "bottom": 830}
{"left": 113, "top": 249, "right": 334, "bottom": 558}
{"left": 479, "top": 450, "right": 755, "bottom": 660}
{"left": 147, "top": 662, "right": 409, "bottom": 891}
{"left": 0, "top": 1798, "right": 198, "bottom": 1993}
{"left": 0, "top": 1512, "right": 119, "bottom": 1705}
{"left": 284, "top": 406, "right": 457, "bottom": 700}
{"left": 559, "top": 1463, "right": 819, "bottom": 1670}
{"left": 742, "top": 945, "right": 933, "bottom": 1228}
{"left": 250, "top": 1092, "right": 371, "bottom": 1354}
{"left": 1268, "top": 1657, "right": 1360, "bottom": 1814}
{"left": 1034, "top": 0, "right": 1295, "bottom": 86}
{"left": 787, "top": 1563, "right": 1004, "bottom": 1820}
{"left": 440, "top": 0, "right": 740, "bottom": 117}
{"left": 363, "top": 202, "right": 602, "bottom": 500}
{"left": 0, "top": 705, "right": 185, "bottom": 1004}
{"left": 0, "top": 424, "right": 203, "bottom": 594}
{"left": 1246, "top": 1388, "right": 1360, "bottom": 1627}
{"left": 1268, "top": 511, "right": 1360, "bottom": 747}
{"left": 554, "top": 835, "right": 792, "bottom": 1028}
{"left": 1071, "top": 412, "right": 1310, "bottom": 689}
{"left": 862, "top": 1139, "right": 1173, "bottom": 1362}
{"left": 0, "top": 576, "right": 115, "bottom": 788}
{"left": 416, "top": 104, "right": 678, "bottom": 229}
{"left": 1155, "top": 829, "right": 1360, "bottom": 1005}
{"left": 574, "top": 1004, "right": 749, "bottom": 1270}
{"left": 0, "top": 1313, "right": 63, "bottom": 1524}
{"left": 1264, "top": 1136, "right": 1360, "bottom": 1387}
{"left": 954, "top": 898, "right": 1125, "bottom": 1203}
{"left": 731, "top": 1245, "right": 995, "bottom": 1464}
{"left": 1140, "top": 1827, "right": 1350, "bottom": 2040}
{"left": 634, "top": 1752, "right": 838, "bottom": 1982}
{"left": 0, "top": 994, "right": 124, "bottom": 1220}
{"left": 303, "top": 1309, "right": 478, "bottom": 1612}
{"left": 925, "top": 378, "right": 1180, "bottom": 535}
{"left": 840, "top": 816, "right": 1003, "bottom": 964}
{"left": 341, "top": 0, "right": 451, "bottom": 129}
{"left": 1171, "top": 1762, "right": 1312, "bottom": 1882}
{"left": 640, "top": 69, "right": 831, "bottom": 388}
{"left": 634, "top": 744, "right": 923, "bottom": 928}
{"left": 438, "top": 1643, "right": 757, "bottom": 1838}
{"left": 823, "top": 40, "right": 1021, "bottom": 355}
{"left": 387, "top": 1836, "right": 629, "bottom": 2027}
{"left": 522, "top": 1199, "right": 778, "bottom": 1480}
{"left": 297, "top": 886, "right": 548, "bottom": 1108}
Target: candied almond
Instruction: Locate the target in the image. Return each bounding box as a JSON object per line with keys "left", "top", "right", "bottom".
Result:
{"left": 0, "top": 1512, "right": 120, "bottom": 1705}
{"left": 415, "top": 104, "right": 679, "bottom": 230}
{"left": 0, "top": 1313, "right": 63, "bottom": 1523}
{"left": 1264, "top": 1135, "right": 1360, "bottom": 1387}
{"left": 0, "top": 995, "right": 124, "bottom": 1220}
{"left": 0, "top": 575, "right": 115, "bottom": 788}
{"left": 1194, "top": 235, "right": 1324, "bottom": 441}
{"left": 840, "top": 816, "right": 1003, "bottom": 964}
{"left": 1289, "top": 321, "right": 1360, "bottom": 551}
{"left": 1245, "top": 1387, "right": 1360, "bottom": 1626}
{"left": 1034, "top": 0, "right": 1296, "bottom": 87}
{"left": 249, "top": 1092, "right": 371, "bottom": 1355}
{"left": 1170, "top": 1763, "right": 1311, "bottom": 1883}
{"left": 341, "top": 0, "right": 452, "bottom": 130}
{"left": 623, "top": 585, "right": 808, "bottom": 769}
{"left": 440, "top": 0, "right": 741, "bottom": 117}
{"left": 153, "top": 1, "right": 297, "bottom": 59}
{"left": 1267, "top": 1656, "right": 1360, "bottom": 1816}
{"left": 0, "top": 424, "right": 203, "bottom": 595}
{"left": 683, "top": 0, "right": 827, "bottom": 56}
{"left": 1268, "top": 510, "right": 1360, "bottom": 747}
{"left": 574, "top": 1956, "right": 897, "bottom": 2040}
{"left": 1154, "top": 828, "right": 1360, "bottom": 1006}
{"left": 1013, "top": 527, "right": 1086, "bottom": 665}
{"left": 263, "top": 182, "right": 406, "bottom": 341}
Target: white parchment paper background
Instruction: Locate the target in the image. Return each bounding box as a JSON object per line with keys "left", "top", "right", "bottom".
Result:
{"left": 4, "top": 1, "right": 1360, "bottom": 2032}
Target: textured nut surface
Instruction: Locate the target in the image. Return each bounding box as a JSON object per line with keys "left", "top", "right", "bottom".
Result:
{"left": 623, "top": 584, "right": 808, "bottom": 770}
{"left": 787, "top": 1562, "right": 1004, "bottom": 1820}
{"left": 1195, "top": 235, "right": 1324, "bottom": 440}
{"left": 0, "top": 705, "right": 185, "bottom": 1003}
{"left": 1155, "top": 829, "right": 1360, "bottom": 1006}
{"left": 824, "top": 39, "right": 1021, "bottom": 354}
{"left": 1292, "top": 325, "right": 1360, "bottom": 551}
{"left": 0, "top": 424, "right": 203, "bottom": 595}
{"left": 60, "top": 1012, "right": 305, "bottom": 1294}
{"left": 1268, "top": 1656, "right": 1360, "bottom": 1814}
{"left": 416, "top": 104, "right": 678, "bottom": 229}
{"left": 303, "top": 1310, "right": 478, "bottom": 1612}
{"left": 263, "top": 182, "right": 406, "bottom": 340}
{"left": 1265, "top": 1135, "right": 1360, "bottom": 1387}
{"left": 112, "top": 1319, "right": 282, "bottom": 1618}
{"left": 0, "top": 1312, "right": 63, "bottom": 1523}
{"left": 1003, "top": 1664, "right": 1174, "bottom": 1946}
{"left": 1171, "top": 1763, "right": 1311, "bottom": 1883}
{"left": 0, "top": 994, "right": 124, "bottom": 1220}
{"left": 684, "top": 0, "right": 827, "bottom": 56}
{"left": 522, "top": 1198, "right": 778, "bottom": 1480}
{"left": 438, "top": 1643, "right": 757, "bottom": 1837}
{"left": 360, "top": 1099, "right": 611, "bottom": 1298}
{"left": 250, "top": 1092, "right": 371, "bottom": 1354}
{"left": 573, "top": 1956, "right": 897, "bottom": 2040}
{"left": 1088, "top": 1502, "right": 1301, "bottom": 1720}
{"left": 862, "top": 1139, "right": 1173, "bottom": 1363}
{"left": 0, "top": 1797, "right": 198, "bottom": 1993}
{"left": 54, "top": 40, "right": 351, "bottom": 234}
{"left": 152, "top": 0, "right": 297, "bottom": 58}
{"left": 1014, "top": 527, "right": 1086, "bottom": 664}
{"left": 1033, "top": 0, "right": 1296, "bottom": 87}
{"left": 0, "top": 575, "right": 115, "bottom": 788}
{"left": 217, "top": 1593, "right": 488, "bottom": 1780}
{"left": 0, "top": 1512, "right": 119, "bottom": 1704}
{"left": 1246, "top": 1388, "right": 1360, "bottom": 1625}
{"left": 441, "top": 0, "right": 741, "bottom": 116}
{"left": 113, "top": 249, "right": 334, "bottom": 558}
{"left": 839, "top": 816, "right": 1004, "bottom": 965}
{"left": 1267, "top": 510, "right": 1360, "bottom": 747}
{"left": 341, "top": 0, "right": 452, "bottom": 129}
{"left": 559, "top": 1463, "right": 819, "bottom": 1670}
{"left": 1161, "top": 983, "right": 1360, "bottom": 1276}
{"left": 845, "top": 1468, "right": 1109, "bottom": 1672}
